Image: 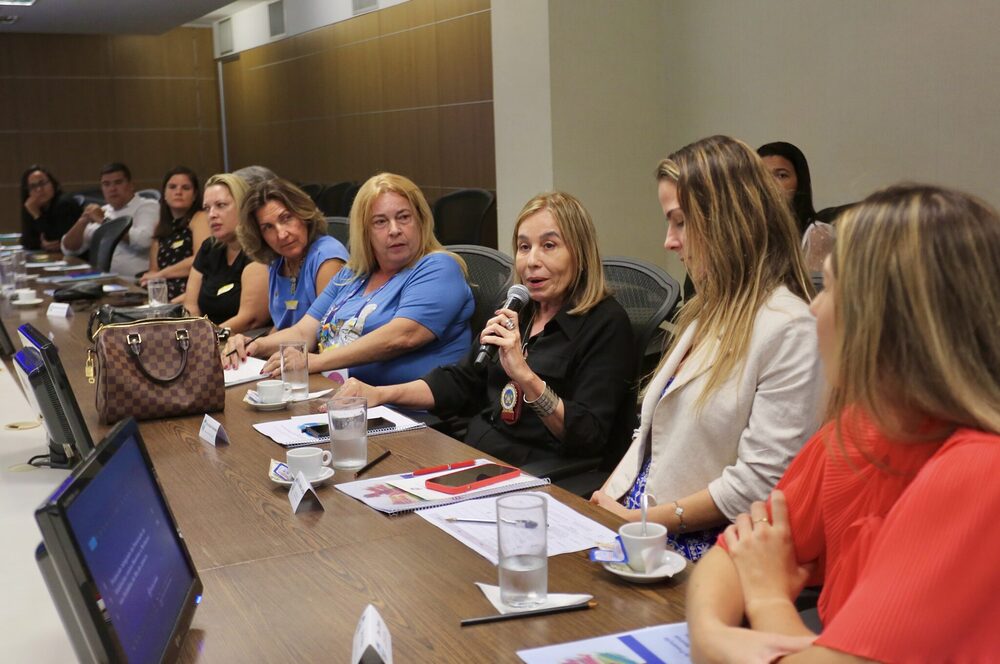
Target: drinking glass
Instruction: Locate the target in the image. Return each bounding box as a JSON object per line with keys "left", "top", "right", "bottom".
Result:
{"left": 147, "top": 277, "right": 169, "bottom": 306}
{"left": 325, "top": 396, "right": 367, "bottom": 470}
{"left": 497, "top": 493, "right": 548, "bottom": 608}
{"left": 279, "top": 342, "right": 309, "bottom": 401}
{"left": 0, "top": 255, "right": 14, "bottom": 298}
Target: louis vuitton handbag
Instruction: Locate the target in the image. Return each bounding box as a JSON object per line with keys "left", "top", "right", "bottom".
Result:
{"left": 87, "top": 316, "right": 225, "bottom": 424}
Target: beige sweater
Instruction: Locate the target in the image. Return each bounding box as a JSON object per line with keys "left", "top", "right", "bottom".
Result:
{"left": 604, "top": 286, "right": 823, "bottom": 520}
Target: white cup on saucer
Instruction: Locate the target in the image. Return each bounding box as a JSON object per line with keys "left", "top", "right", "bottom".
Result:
{"left": 286, "top": 447, "right": 332, "bottom": 481}
{"left": 15, "top": 287, "right": 37, "bottom": 301}
{"left": 256, "top": 379, "right": 284, "bottom": 404}
{"left": 619, "top": 521, "right": 668, "bottom": 574}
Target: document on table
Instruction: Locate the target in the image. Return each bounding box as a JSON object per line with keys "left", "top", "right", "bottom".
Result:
{"left": 417, "top": 491, "right": 616, "bottom": 565}
{"left": 224, "top": 356, "right": 267, "bottom": 387}
{"left": 517, "top": 622, "right": 692, "bottom": 664}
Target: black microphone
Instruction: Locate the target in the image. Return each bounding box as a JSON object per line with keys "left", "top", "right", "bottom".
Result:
{"left": 473, "top": 284, "right": 531, "bottom": 369}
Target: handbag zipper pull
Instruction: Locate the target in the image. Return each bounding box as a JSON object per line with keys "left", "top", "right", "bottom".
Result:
{"left": 85, "top": 350, "right": 95, "bottom": 384}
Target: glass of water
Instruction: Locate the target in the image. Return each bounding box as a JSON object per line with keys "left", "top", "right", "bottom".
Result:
{"left": 325, "top": 396, "right": 367, "bottom": 470}
{"left": 279, "top": 342, "right": 309, "bottom": 401}
{"left": 147, "top": 277, "right": 169, "bottom": 306}
{"left": 497, "top": 493, "right": 548, "bottom": 608}
{"left": 0, "top": 255, "right": 15, "bottom": 298}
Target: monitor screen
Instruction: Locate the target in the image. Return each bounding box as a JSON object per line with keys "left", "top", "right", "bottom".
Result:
{"left": 36, "top": 418, "right": 202, "bottom": 663}
{"left": 17, "top": 322, "right": 94, "bottom": 462}
{"left": 0, "top": 319, "right": 14, "bottom": 356}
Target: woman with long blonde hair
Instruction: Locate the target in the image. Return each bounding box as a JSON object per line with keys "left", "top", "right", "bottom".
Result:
{"left": 241, "top": 172, "right": 474, "bottom": 386}
{"left": 687, "top": 183, "right": 1000, "bottom": 662}
{"left": 591, "top": 135, "right": 822, "bottom": 560}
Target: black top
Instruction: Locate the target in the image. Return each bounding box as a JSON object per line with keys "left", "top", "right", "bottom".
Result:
{"left": 157, "top": 218, "right": 194, "bottom": 300}
{"left": 423, "top": 296, "right": 637, "bottom": 466}
{"left": 20, "top": 195, "right": 82, "bottom": 250}
{"left": 192, "top": 239, "right": 250, "bottom": 326}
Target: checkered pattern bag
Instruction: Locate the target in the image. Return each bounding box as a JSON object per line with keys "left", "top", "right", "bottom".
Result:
{"left": 89, "top": 316, "right": 225, "bottom": 424}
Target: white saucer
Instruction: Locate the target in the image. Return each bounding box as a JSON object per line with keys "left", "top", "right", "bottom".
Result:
{"left": 603, "top": 551, "right": 687, "bottom": 583}
{"left": 12, "top": 297, "right": 43, "bottom": 307}
{"left": 243, "top": 393, "right": 288, "bottom": 411}
{"left": 270, "top": 466, "right": 334, "bottom": 487}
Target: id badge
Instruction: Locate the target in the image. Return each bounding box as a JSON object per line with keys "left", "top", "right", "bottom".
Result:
{"left": 170, "top": 239, "right": 185, "bottom": 249}
{"left": 217, "top": 283, "right": 235, "bottom": 296}
{"left": 285, "top": 299, "right": 298, "bottom": 311}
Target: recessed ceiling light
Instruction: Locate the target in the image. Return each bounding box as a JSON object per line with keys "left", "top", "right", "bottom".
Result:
{"left": 0, "top": 1, "right": 36, "bottom": 6}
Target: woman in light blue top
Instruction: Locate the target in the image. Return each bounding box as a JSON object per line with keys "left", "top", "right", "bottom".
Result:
{"left": 225, "top": 178, "right": 347, "bottom": 358}
{"left": 227, "top": 172, "right": 473, "bottom": 386}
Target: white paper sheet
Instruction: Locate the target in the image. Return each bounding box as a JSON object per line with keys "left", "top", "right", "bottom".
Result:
{"left": 417, "top": 491, "right": 616, "bottom": 565}
{"left": 517, "top": 622, "right": 692, "bottom": 664}
{"left": 224, "top": 356, "right": 267, "bottom": 387}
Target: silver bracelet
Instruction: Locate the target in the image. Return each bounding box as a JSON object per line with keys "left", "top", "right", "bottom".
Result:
{"left": 523, "top": 381, "right": 559, "bottom": 418}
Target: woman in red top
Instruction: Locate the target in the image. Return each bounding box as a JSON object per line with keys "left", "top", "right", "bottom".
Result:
{"left": 687, "top": 184, "right": 1000, "bottom": 663}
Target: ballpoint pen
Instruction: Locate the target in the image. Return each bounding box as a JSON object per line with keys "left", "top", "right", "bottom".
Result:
{"left": 460, "top": 600, "right": 597, "bottom": 627}
{"left": 354, "top": 450, "right": 391, "bottom": 478}
{"left": 410, "top": 459, "right": 476, "bottom": 476}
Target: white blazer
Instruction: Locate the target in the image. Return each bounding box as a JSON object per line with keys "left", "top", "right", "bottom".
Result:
{"left": 604, "top": 286, "right": 822, "bottom": 520}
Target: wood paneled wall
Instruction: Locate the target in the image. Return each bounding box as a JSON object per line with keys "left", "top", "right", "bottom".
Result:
{"left": 0, "top": 28, "right": 222, "bottom": 233}
{"left": 222, "top": 0, "right": 494, "bottom": 212}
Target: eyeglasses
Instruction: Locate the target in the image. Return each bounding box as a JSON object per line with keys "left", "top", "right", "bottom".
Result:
{"left": 28, "top": 179, "right": 52, "bottom": 190}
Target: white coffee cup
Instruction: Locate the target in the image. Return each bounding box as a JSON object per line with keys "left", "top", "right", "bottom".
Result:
{"left": 619, "top": 521, "right": 668, "bottom": 574}
{"left": 286, "top": 446, "right": 332, "bottom": 481}
{"left": 256, "top": 379, "right": 284, "bottom": 404}
{"left": 15, "top": 288, "right": 37, "bottom": 301}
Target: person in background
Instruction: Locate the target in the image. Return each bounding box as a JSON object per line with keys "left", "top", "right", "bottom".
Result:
{"left": 182, "top": 173, "right": 270, "bottom": 332}
{"left": 687, "top": 184, "right": 1000, "bottom": 663}
{"left": 232, "top": 164, "right": 277, "bottom": 188}
{"left": 336, "top": 192, "right": 636, "bottom": 467}
{"left": 140, "top": 166, "right": 209, "bottom": 301}
{"left": 19, "top": 165, "right": 82, "bottom": 251}
{"left": 757, "top": 141, "right": 816, "bottom": 236}
{"left": 60, "top": 162, "right": 158, "bottom": 278}
{"left": 227, "top": 172, "right": 473, "bottom": 386}
{"left": 591, "top": 135, "right": 822, "bottom": 561}
{"left": 221, "top": 178, "right": 347, "bottom": 356}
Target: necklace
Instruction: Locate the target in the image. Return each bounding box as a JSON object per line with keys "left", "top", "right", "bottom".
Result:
{"left": 286, "top": 258, "right": 301, "bottom": 292}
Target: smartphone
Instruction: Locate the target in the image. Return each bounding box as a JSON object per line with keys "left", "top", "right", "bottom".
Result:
{"left": 424, "top": 463, "right": 520, "bottom": 495}
{"left": 300, "top": 417, "right": 396, "bottom": 438}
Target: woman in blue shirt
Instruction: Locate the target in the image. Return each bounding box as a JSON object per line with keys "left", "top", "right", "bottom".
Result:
{"left": 227, "top": 172, "right": 474, "bottom": 386}
{"left": 225, "top": 178, "right": 347, "bottom": 347}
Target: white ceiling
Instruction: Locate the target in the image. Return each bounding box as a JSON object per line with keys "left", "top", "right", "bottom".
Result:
{"left": 0, "top": 0, "right": 263, "bottom": 34}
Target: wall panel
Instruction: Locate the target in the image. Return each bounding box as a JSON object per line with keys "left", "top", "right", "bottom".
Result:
{"left": 0, "top": 27, "right": 222, "bottom": 234}
{"left": 222, "top": 1, "right": 495, "bottom": 240}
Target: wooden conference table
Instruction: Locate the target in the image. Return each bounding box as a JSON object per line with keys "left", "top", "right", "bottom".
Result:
{"left": 0, "top": 270, "right": 689, "bottom": 662}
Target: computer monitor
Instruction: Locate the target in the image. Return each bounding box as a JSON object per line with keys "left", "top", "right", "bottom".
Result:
{"left": 16, "top": 322, "right": 94, "bottom": 466}
{"left": 13, "top": 348, "right": 82, "bottom": 468}
{"left": 0, "top": 319, "right": 14, "bottom": 356}
{"left": 35, "top": 418, "right": 203, "bottom": 664}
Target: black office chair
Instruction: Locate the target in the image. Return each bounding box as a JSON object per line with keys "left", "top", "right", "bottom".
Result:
{"left": 72, "top": 188, "right": 105, "bottom": 207}
{"left": 317, "top": 181, "right": 354, "bottom": 216}
{"left": 446, "top": 244, "right": 514, "bottom": 334}
{"left": 433, "top": 189, "right": 496, "bottom": 246}
{"left": 299, "top": 183, "right": 325, "bottom": 203}
{"left": 326, "top": 217, "right": 350, "bottom": 247}
{"left": 525, "top": 256, "right": 682, "bottom": 495}
{"left": 89, "top": 216, "right": 132, "bottom": 273}
{"left": 601, "top": 256, "right": 682, "bottom": 381}
{"left": 341, "top": 183, "right": 362, "bottom": 216}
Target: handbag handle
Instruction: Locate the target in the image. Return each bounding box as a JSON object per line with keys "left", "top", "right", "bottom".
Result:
{"left": 126, "top": 329, "right": 190, "bottom": 383}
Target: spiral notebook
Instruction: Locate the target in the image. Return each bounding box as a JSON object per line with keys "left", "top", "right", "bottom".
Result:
{"left": 336, "top": 459, "right": 550, "bottom": 515}
{"left": 252, "top": 405, "right": 426, "bottom": 448}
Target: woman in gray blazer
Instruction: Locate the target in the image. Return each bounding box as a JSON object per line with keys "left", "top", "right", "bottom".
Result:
{"left": 591, "top": 135, "right": 823, "bottom": 561}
